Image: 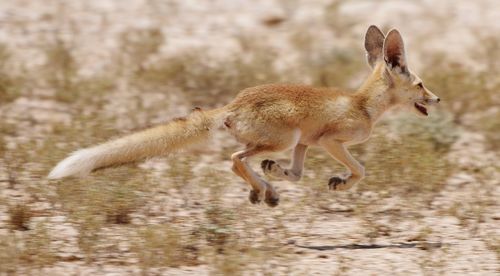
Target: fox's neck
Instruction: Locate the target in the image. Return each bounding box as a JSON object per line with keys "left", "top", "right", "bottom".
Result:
{"left": 355, "top": 64, "right": 397, "bottom": 123}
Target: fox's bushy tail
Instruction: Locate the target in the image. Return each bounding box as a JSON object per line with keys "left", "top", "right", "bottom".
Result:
{"left": 48, "top": 108, "right": 225, "bottom": 179}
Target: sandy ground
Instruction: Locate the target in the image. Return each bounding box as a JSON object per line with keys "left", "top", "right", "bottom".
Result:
{"left": 0, "top": 0, "right": 499, "bottom": 275}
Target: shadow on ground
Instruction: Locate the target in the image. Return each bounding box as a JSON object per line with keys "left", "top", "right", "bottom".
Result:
{"left": 295, "top": 242, "right": 443, "bottom": 251}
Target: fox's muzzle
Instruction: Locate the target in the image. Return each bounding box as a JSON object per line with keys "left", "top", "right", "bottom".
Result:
{"left": 424, "top": 89, "right": 440, "bottom": 104}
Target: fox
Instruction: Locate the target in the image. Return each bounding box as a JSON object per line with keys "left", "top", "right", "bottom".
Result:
{"left": 48, "top": 25, "right": 440, "bottom": 207}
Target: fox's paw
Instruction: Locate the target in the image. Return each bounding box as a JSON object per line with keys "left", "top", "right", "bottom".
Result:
{"left": 261, "top": 159, "right": 289, "bottom": 179}
{"left": 248, "top": 190, "right": 261, "bottom": 204}
{"left": 264, "top": 189, "right": 280, "bottom": 207}
{"left": 328, "top": 176, "right": 348, "bottom": 191}
{"left": 261, "top": 159, "right": 277, "bottom": 174}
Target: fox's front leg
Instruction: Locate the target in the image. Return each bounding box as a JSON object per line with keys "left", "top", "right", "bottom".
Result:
{"left": 318, "top": 139, "right": 365, "bottom": 191}
{"left": 261, "top": 144, "right": 308, "bottom": 182}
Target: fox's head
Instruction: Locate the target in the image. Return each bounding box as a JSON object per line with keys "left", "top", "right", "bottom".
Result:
{"left": 364, "top": 25, "right": 440, "bottom": 117}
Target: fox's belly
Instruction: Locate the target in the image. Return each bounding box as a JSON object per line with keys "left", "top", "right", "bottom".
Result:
{"left": 297, "top": 119, "right": 372, "bottom": 146}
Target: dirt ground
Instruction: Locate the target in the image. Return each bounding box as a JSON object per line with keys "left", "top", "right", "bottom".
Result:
{"left": 0, "top": 0, "right": 499, "bottom": 275}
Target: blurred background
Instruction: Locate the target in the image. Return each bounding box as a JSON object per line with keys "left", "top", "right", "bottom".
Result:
{"left": 0, "top": 0, "right": 498, "bottom": 275}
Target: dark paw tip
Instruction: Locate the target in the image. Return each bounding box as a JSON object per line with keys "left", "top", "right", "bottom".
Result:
{"left": 249, "top": 190, "right": 261, "bottom": 204}
{"left": 328, "top": 176, "right": 346, "bottom": 190}
{"left": 265, "top": 196, "right": 280, "bottom": 207}
{"left": 261, "top": 159, "right": 275, "bottom": 171}
{"left": 260, "top": 160, "right": 268, "bottom": 170}
{"left": 264, "top": 189, "right": 279, "bottom": 207}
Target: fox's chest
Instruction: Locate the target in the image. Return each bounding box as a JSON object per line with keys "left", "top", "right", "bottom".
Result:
{"left": 339, "top": 118, "right": 373, "bottom": 145}
{"left": 344, "top": 127, "right": 373, "bottom": 145}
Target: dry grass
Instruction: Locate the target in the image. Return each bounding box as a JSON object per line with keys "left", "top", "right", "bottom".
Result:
{"left": 0, "top": 44, "right": 24, "bottom": 103}
{"left": 130, "top": 43, "right": 281, "bottom": 107}
{"left": 423, "top": 39, "right": 500, "bottom": 149}
{"left": 125, "top": 24, "right": 364, "bottom": 109}
{"left": 0, "top": 222, "right": 56, "bottom": 273}
{"left": 55, "top": 172, "right": 147, "bottom": 223}
{"left": 42, "top": 38, "right": 79, "bottom": 102}
{"left": 334, "top": 254, "right": 354, "bottom": 276}
{"left": 117, "top": 27, "right": 164, "bottom": 73}
{"left": 42, "top": 37, "right": 115, "bottom": 105}
{"left": 7, "top": 204, "right": 32, "bottom": 231}
{"left": 359, "top": 111, "right": 456, "bottom": 203}
{"left": 423, "top": 59, "right": 497, "bottom": 120}
{"left": 48, "top": 170, "right": 148, "bottom": 262}
{"left": 133, "top": 224, "right": 200, "bottom": 270}
{"left": 0, "top": 2, "right": 499, "bottom": 274}
{"left": 201, "top": 205, "right": 236, "bottom": 252}
{"left": 288, "top": 30, "right": 364, "bottom": 88}
{"left": 485, "top": 237, "right": 500, "bottom": 262}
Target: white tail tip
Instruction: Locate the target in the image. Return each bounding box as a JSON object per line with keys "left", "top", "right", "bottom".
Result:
{"left": 48, "top": 149, "right": 97, "bottom": 179}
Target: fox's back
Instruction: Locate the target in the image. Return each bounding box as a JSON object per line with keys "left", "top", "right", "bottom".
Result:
{"left": 227, "top": 84, "right": 351, "bottom": 126}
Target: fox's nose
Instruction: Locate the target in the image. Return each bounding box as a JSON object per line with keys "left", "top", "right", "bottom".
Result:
{"left": 437, "top": 98, "right": 440, "bottom": 103}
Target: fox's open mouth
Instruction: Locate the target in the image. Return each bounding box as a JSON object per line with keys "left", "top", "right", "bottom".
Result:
{"left": 414, "top": 102, "right": 428, "bottom": 116}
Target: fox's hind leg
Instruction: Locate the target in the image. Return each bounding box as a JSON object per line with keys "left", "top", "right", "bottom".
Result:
{"left": 231, "top": 147, "right": 279, "bottom": 207}
{"left": 229, "top": 123, "right": 301, "bottom": 206}
{"left": 261, "top": 144, "right": 308, "bottom": 182}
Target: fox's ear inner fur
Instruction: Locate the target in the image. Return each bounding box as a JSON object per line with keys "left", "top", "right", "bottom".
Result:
{"left": 364, "top": 25, "right": 385, "bottom": 68}
{"left": 383, "top": 29, "right": 408, "bottom": 75}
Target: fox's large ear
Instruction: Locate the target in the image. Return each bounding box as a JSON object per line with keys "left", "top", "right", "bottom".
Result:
{"left": 364, "top": 25, "right": 385, "bottom": 68}
{"left": 383, "top": 29, "right": 408, "bottom": 75}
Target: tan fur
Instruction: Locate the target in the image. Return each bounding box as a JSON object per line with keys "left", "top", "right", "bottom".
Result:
{"left": 49, "top": 26, "right": 440, "bottom": 207}
{"left": 48, "top": 108, "right": 224, "bottom": 179}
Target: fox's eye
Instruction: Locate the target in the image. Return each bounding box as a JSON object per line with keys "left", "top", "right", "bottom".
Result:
{"left": 416, "top": 82, "right": 424, "bottom": 89}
